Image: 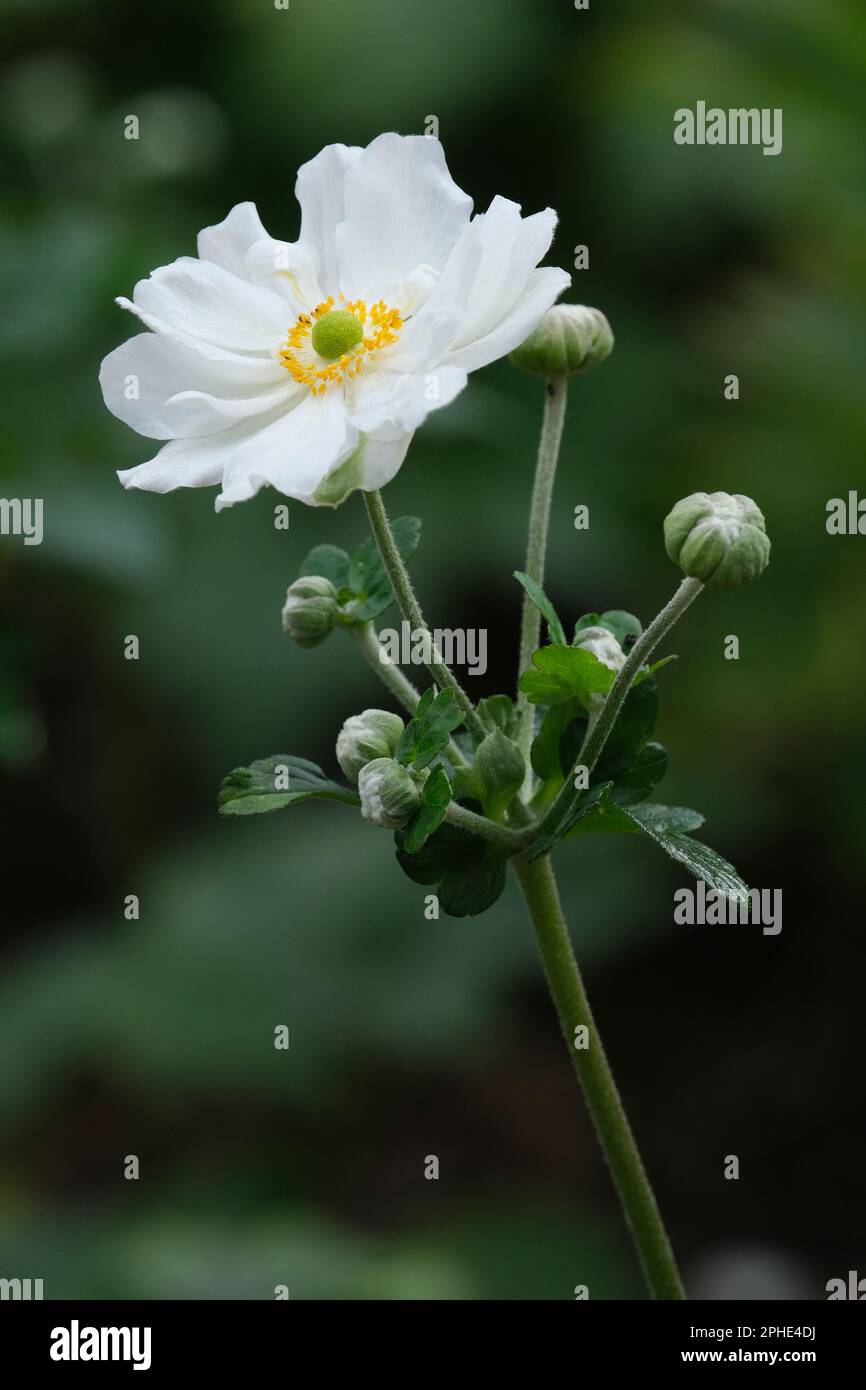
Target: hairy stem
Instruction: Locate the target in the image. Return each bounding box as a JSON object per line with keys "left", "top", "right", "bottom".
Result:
{"left": 363, "top": 490, "right": 487, "bottom": 745}
{"left": 347, "top": 621, "right": 466, "bottom": 768}
{"left": 445, "top": 801, "right": 526, "bottom": 853}
{"left": 537, "top": 576, "right": 704, "bottom": 843}
{"left": 514, "top": 853, "right": 685, "bottom": 1300}
{"left": 516, "top": 375, "right": 569, "bottom": 777}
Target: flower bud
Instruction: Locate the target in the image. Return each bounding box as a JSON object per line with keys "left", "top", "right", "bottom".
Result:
{"left": 574, "top": 625, "right": 626, "bottom": 673}
{"left": 282, "top": 575, "right": 339, "bottom": 647}
{"left": 336, "top": 709, "right": 405, "bottom": 783}
{"left": 509, "top": 304, "right": 614, "bottom": 378}
{"left": 358, "top": 757, "right": 421, "bottom": 829}
{"left": 664, "top": 492, "right": 770, "bottom": 589}
{"left": 474, "top": 730, "right": 525, "bottom": 822}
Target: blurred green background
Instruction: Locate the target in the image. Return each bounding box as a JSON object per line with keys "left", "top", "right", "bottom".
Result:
{"left": 1, "top": 0, "right": 864, "bottom": 1299}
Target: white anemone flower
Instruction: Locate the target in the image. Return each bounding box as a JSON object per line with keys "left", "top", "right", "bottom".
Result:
{"left": 100, "top": 133, "right": 570, "bottom": 510}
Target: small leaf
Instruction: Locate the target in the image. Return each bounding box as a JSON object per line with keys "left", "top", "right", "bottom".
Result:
{"left": 593, "top": 676, "right": 659, "bottom": 779}
{"left": 345, "top": 516, "right": 421, "bottom": 621}
{"left": 395, "top": 688, "right": 463, "bottom": 770}
{"left": 597, "top": 609, "right": 642, "bottom": 648}
{"left": 632, "top": 654, "right": 677, "bottom": 686}
{"left": 530, "top": 697, "right": 583, "bottom": 789}
{"left": 513, "top": 572, "right": 567, "bottom": 646}
{"left": 526, "top": 780, "right": 616, "bottom": 859}
{"left": 476, "top": 694, "right": 520, "bottom": 740}
{"left": 402, "top": 765, "right": 452, "bottom": 853}
{"left": 519, "top": 645, "right": 614, "bottom": 706}
{"left": 298, "top": 543, "right": 351, "bottom": 591}
{"left": 218, "top": 755, "right": 359, "bottom": 816}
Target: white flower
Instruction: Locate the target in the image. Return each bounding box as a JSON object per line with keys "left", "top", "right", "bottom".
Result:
{"left": 574, "top": 625, "right": 626, "bottom": 674}
{"left": 100, "top": 133, "right": 570, "bottom": 510}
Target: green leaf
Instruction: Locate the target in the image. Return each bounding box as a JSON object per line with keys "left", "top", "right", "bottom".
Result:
{"left": 565, "top": 798, "right": 747, "bottom": 903}
{"left": 476, "top": 694, "right": 521, "bottom": 740}
{"left": 593, "top": 676, "right": 659, "bottom": 779}
{"left": 345, "top": 516, "right": 421, "bottom": 621}
{"left": 513, "top": 572, "right": 567, "bottom": 646}
{"left": 519, "top": 645, "right": 614, "bottom": 706}
{"left": 402, "top": 766, "right": 452, "bottom": 853}
{"left": 218, "top": 755, "right": 359, "bottom": 817}
{"left": 394, "top": 821, "right": 507, "bottom": 918}
{"left": 298, "top": 543, "right": 351, "bottom": 591}
{"left": 632, "top": 654, "right": 677, "bottom": 686}
{"left": 395, "top": 688, "right": 463, "bottom": 770}
{"left": 525, "top": 780, "right": 615, "bottom": 859}
{"left": 609, "top": 741, "right": 668, "bottom": 805}
{"left": 530, "top": 698, "right": 582, "bottom": 788}
{"left": 597, "top": 609, "right": 642, "bottom": 648}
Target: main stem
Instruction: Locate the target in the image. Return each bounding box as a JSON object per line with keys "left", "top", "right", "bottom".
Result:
{"left": 362, "top": 489, "right": 487, "bottom": 745}
{"left": 517, "top": 375, "right": 568, "bottom": 773}
{"left": 514, "top": 853, "right": 685, "bottom": 1300}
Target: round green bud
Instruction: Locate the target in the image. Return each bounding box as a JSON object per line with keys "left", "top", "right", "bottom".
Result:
{"left": 474, "top": 730, "right": 525, "bottom": 822}
{"left": 574, "top": 624, "right": 626, "bottom": 673}
{"left": 311, "top": 309, "right": 364, "bottom": 362}
{"left": 281, "top": 575, "right": 339, "bottom": 648}
{"left": 358, "top": 757, "right": 421, "bottom": 829}
{"left": 336, "top": 709, "right": 405, "bottom": 783}
{"left": 509, "top": 304, "right": 614, "bottom": 378}
{"left": 664, "top": 492, "right": 770, "bottom": 589}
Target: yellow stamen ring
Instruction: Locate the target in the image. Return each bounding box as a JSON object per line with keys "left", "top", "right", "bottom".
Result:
{"left": 279, "top": 295, "right": 403, "bottom": 395}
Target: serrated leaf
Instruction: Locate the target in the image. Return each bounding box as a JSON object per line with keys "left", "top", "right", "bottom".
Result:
{"left": 402, "top": 765, "right": 452, "bottom": 853}
{"left": 526, "top": 780, "right": 615, "bottom": 859}
{"left": 219, "top": 755, "right": 359, "bottom": 817}
{"left": 298, "top": 543, "right": 351, "bottom": 590}
{"left": 345, "top": 516, "right": 421, "bottom": 621}
{"left": 593, "top": 676, "right": 659, "bottom": 779}
{"left": 395, "top": 688, "right": 463, "bottom": 770}
{"left": 513, "top": 572, "right": 567, "bottom": 646}
{"left": 519, "top": 645, "right": 614, "bottom": 706}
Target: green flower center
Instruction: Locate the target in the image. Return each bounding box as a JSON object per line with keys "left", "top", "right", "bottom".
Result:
{"left": 310, "top": 309, "right": 364, "bottom": 362}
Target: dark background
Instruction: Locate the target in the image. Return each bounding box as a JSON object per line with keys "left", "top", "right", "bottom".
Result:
{"left": 1, "top": 0, "right": 864, "bottom": 1298}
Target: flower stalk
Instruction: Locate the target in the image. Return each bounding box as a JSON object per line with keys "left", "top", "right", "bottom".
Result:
{"left": 362, "top": 488, "right": 487, "bottom": 745}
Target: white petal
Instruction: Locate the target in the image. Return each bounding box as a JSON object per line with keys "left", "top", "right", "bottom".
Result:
{"left": 335, "top": 134, "right": 472, "bottom": 297}
{"left": 118, "top": 427, "right": 243, "bottom": 493}
{"left": 349, "top": 364, "right": 467, "bottom": 434}
{"left": 124, "top": 256, "right": 289, "bottom": 355}
{"left": 215, "top": 389, "right": 357, "bottom": 509}
{"left": 296, "top": 142, "right": 362, "bottom": 298}
{"left": 100, "top": 333, "right": 288, "bottom": 440}
{"left": 312, "top": 426, "right": 413, "bottom": 507}
{"left": 243, "top": 236, "right": 323, "bottom": 315}
{"left": 446, "top": 266, "right": 571, "bottom": 374}
{"left": 197, "top": 203, "right": 270, "bottom": 277}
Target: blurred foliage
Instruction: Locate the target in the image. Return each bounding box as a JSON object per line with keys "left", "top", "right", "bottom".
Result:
{"left": 0, "top": 0, "right": 864, "bottom": 1298}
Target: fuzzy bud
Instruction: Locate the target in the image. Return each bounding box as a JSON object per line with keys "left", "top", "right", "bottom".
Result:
{"left": 336, "top": 709, "right": 405, "bottom": 783}
{"left": 510, "top": 304, "right": 614, "bottom": 378}
{"left": 282, "top": 575, "right": 339, "bottom": 647}
{"left": 664, "top": 492, "right": 770, "bottom": 589}
{"left": 358, "top": 757, "right": 421, "bottom": 829}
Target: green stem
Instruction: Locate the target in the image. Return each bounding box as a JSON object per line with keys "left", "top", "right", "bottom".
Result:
{"left": 445, "top": 801, "right": 525, "bottom": 853}
{"left": 538, "top": 576, "right": 704, "bottom": 845}
{"left": 516, "top": 375, "right": 569, "bottom": 776}
{"left": 347, "top": 621, "right": 466, "bottom": 768}
{"left": 513, "top": 853, "right": 685, "bottom": 1300}
{"left": 362, "top": 489, "right": 487, "bottom": 745}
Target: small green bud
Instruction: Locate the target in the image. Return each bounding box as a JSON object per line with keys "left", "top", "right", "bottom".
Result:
{"left": 574, "top": 624, "right": 626, "bottom": 673}
{"left": 474, "top": 730, "right": 525, "bottom": 822}
{"left": 358, "top": 757, "right": 421, "bottom": 829}
{"left": 336, "top": 709, "right": 405, "bottom": 783}
{"left": 311, "top": 309, "right": 364, "bottom": 362}
{"left": 509, "top": 304, "right": 614, "bottom": 378}
{"left": 282, "top": 575, "right": 339, "bottom": 647}
{"left": 664, "top": 492, "right": 770, "bottom": 589}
